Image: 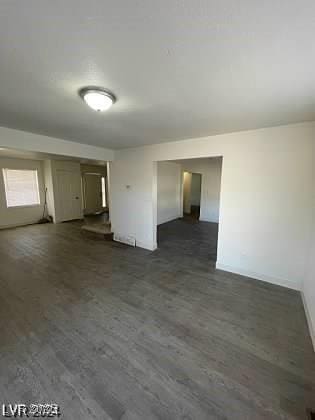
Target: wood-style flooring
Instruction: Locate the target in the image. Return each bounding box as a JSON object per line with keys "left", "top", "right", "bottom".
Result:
{"left": 0, "top": 218, "right": 314, "bottom": 419}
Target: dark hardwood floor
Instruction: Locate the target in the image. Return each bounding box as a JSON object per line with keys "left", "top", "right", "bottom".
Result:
{"left": 0, "top": 219, "right": 314, "bottom": 419}
{"left": 157, "top": 216, "right": 219, "bottom": 265}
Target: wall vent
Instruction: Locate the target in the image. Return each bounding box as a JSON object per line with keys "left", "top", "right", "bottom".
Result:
{"left": 113, "top": 234, "right": 136, "bottom": 247}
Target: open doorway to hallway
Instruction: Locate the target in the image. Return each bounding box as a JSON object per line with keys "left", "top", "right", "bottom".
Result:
{"left": 81, "top": 162, "right": 112, "bottom": 235}
{"left": 81, "top": 163, "right": 108, "bottom": 216}
{"left": 156, "top": 157, "right": 222, "bottom": 265}
{"left": 183, "top": 171, "right": 202, "bottom": 219}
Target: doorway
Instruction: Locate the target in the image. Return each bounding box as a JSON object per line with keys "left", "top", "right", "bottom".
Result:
{"left": 183, "top": 172, "right": 202, "bottom": 219}
{"left": 81, "top": 164, "right": 108, "bottom": 216}
{"left": 80, "top": 163, "right": 111, "bottom": 235}
{"left": 156, "top": 157, "right": 222, "bottom": 265}
{"left": 83, "top": 173, "right": 104, "bottom": 215}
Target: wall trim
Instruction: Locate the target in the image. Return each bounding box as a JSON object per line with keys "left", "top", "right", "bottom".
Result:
{"left": 215, "top": 262, "right": 300, "bottom": 291}
{"left": 0, "top": 126, "right": 114, "bottom": 161}
{"left": 301, "top": 291, "right": 315, "bottom": 352}
{"left": 199, "top": 217, "right": 218, "bottom": 224}
{"left": 113, "top": 234, "right": 157, "bottom": 251}
{"left": 157, "top": 215, "right": 181, "bottom": 226}
{"left": 136, "top": 240, "right": 157, "bottom": 251}
{"left": 113, "top": 233, "right": 136, "bottom": 247}
{"left": 0, "top": 220, "right": 42, "bottom": 230}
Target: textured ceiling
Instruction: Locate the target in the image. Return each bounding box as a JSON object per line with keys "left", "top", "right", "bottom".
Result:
{"left": 0, "top": 1, "right": 315, "bottom": 149}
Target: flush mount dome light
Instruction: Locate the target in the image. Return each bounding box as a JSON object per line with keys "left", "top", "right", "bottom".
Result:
{"left": 79, "top": 87, "right": 116, "bottom": 112}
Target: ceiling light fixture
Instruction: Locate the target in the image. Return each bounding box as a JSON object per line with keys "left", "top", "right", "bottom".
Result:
{"left": 79, "top": 87, "right": 116, "bottom": 112}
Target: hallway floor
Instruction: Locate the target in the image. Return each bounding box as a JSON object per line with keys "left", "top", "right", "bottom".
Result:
{"left": 81, "top": 211, "right": 112, "bottom": 235}
{"left": 0, "top": 221, "right": 314, "bottom": 419}
{"left": 157, "top": 216, "right": 218, "bottom": 266}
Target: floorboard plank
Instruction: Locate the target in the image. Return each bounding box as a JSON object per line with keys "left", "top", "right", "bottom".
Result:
{"left": 0, "top": 219, "right": 314, "bottom": 419}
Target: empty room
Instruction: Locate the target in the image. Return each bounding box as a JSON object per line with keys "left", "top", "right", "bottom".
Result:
{"left": 0, "top": 1, "right": 315, "bottom": 419}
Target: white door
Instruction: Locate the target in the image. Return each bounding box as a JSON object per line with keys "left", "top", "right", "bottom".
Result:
{"left": 56, "top": 169, "right": 82, "bottom": 221}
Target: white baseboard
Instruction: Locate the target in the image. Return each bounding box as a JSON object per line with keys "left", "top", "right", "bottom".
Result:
{"left": 199, "top": 217, "right": 218, "bottom": 223}
{"left": 0, "top": 220, "right": 40, "bottom": 230}
{"left": 157, "top": 215, "right": 180, "bottom": 225}
{"left": 113, "top": 230, "right": 157, "bottom": 251}
{"left": 113, "top": 233, "right": 136, "bottom": 247}
{"left": 301, "top": 292, "right": 315, "bottom": 352}
{"left": 215, "top": 262, "right": 300, "bottom": 291}
{"left": 136, "top": 240, "right": 157, "bottom": 251}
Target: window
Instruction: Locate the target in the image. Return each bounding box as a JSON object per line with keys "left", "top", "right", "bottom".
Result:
{"left": 2, "top": 169, "right": 40, "bottom": 207}
{"left": 101, "top": 176, "right": 107, "bottom": 207}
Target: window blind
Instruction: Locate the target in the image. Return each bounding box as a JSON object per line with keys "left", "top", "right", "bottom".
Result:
{"left": 2, "top": 169, "right": 40, "bottom": 207}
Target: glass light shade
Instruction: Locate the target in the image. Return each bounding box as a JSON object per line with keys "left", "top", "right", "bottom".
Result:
{"left": 83, "top": 91, "right": 114, "bottom": 112}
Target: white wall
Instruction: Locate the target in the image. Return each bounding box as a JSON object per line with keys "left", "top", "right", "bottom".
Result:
{"left": 0, "top": 126, "right": 114, "bottom": 162}
{"left": 157, "top": 158, "right": 222, "bottom": 223}
{"left": 180, "top": 158, "right": 222, "bottom": 223}
{"left": 302, "top": 141, "right": 315, "bottom": 349}
{"left": 110, "top": 159, "right": 157, "bottom": 250}
{"left": 0, "top": 157, "right": 45, "bottom": 228}
{"left": 190, "top": 173, "right": 201, "bottom": 206}
{"left": 111, "top": 122, "right": 315, "bottom": 290}
{"left": 157, "top": 162, "right": 181, "bottom": 225}
{"left": 302, "top": 218, "right": 315, "bottom": 349}
{"left": 106, "top": 162, "right": 112, "bottom": 222}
